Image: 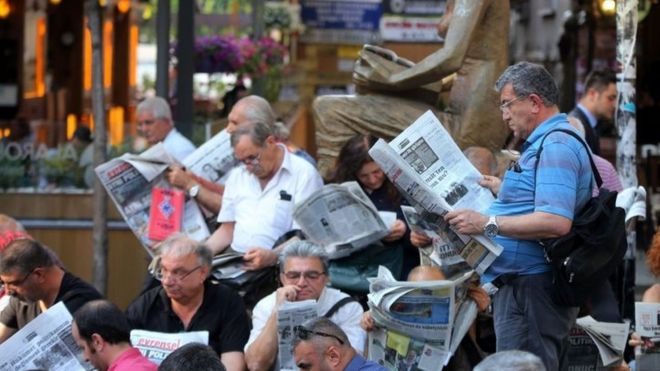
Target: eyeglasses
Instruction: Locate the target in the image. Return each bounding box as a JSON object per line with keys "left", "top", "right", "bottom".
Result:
{"left": 137, "top": 119, "right": 157, "bottom": 127}
{"left": 499, "top": 95, "right": 528, "bottom": 112}
{"left": 282, "top": 270, "right": 326, "bottom": 281}
{"left": 294, "top": 325, "right": 344, "bottom": 345}
{"left": 507, "top": 160, "right": 522, "bottom": 173}
{"left": 1, "top": 268, "right": 36, "bottom": 288}
{"left": 154, "top": 265, "right": 202, "bottom": 282}
{"left": 237, "top": 149, "right": 263, "bottom": 167}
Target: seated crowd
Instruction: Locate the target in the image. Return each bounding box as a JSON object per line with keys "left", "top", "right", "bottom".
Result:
{"left": 0, "top": 63, "right": 641, "bottom": 371}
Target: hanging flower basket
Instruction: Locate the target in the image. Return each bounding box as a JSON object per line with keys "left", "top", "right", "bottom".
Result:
{"left": 193, "top": 35, "right": 243, "bottom": 74}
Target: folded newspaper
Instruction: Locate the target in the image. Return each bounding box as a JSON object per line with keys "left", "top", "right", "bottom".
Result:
{"left": 95, "top": 143, "right": 210, "bottom": 255}
{"left": 616, "top": 186, "right": 647, "bottom": 227}
{"left": 277, "top": 300, "right": 318, "bottom": 371}
{"left": 293, "top": 181, "right": 390, "bottom": 259}
{"left": 0, "top": 302, "right": 92, "bottom": 371}
{"left": 181, "top": 129, "right": 236, "bottom": 185}
{"left": 575, "top": 316, "right": 630, "bottom": 367}
{"left": 368, "top": 110, "right": 502, "bottom": 275}
{"left": 130, "top": 329, "right": 209, "bottom": 365}
{"left": 366, "top": 266, "right": 478, "bottom": 369}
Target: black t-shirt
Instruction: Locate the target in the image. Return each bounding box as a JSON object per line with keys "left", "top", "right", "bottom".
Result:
{"left": 0, "top": 271, "right": 103, "bottom": 330}
{"left": 125, "top": 280, "right": 250, "bottom": 355}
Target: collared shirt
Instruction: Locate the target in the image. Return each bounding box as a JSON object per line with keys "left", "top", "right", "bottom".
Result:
{"left": 217, "top": 144, "right": 323, "bottom": 252}
{"left": 345, "top": 353, "right": 388, "bottom": 371}
{"left": 162, "top": 128, "right": 196, "bottom": 162}
{"left": 0, "top": 272, "right": 102, "bottom": 330}
{"left": 576, "top": 103, "right": 597, "bottom": 128}
{"left": 483, "top": 114, "right": 593, "bottom": 283}
{"left": 125, "top": 280, "right": 250, "bottom": 355}
{"left": 593, "top": 155, "right": 623, "bottom": 194}
{"left": 246, "top": 287, "right": 366, "bottom": 354}
{"left": 108, "top": 347, "right": 157, "bottom": 371}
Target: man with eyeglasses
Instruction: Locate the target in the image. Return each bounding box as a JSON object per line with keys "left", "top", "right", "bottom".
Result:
{"left": 125, "top": 234, "right": 250, "bottom": 371}
{"left": 136, "top": 96, "right": 195, "bottom": 162}
{"left": 293, "top": 317, "right": 386, "bottom": 371}
{"left": 206, "top": 122, "right": 323, "bottom": 271}
{"left": 444, "top": 62, "right": 593, "bottom": 370}
{"left": 244, "top": 241, "right": 365, "bottom": 371}
{"left": 0, "top": 239, "right": 102, "bottom": 344}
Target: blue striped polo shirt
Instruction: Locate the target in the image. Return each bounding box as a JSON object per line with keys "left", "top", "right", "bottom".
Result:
{"left": 482, "top": 113, "right": 594, "bottom": 283}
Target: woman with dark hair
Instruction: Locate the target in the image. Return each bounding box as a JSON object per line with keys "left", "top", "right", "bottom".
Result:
{"left": 330, "top": 134, "right": 419, "bottom": 291}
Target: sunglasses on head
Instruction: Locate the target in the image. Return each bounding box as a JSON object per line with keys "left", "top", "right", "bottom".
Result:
{"left": 293, "top": 325, "right": 344, "bottom": 345}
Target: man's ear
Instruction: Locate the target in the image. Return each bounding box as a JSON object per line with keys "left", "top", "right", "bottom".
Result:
{"left": 325, "top": 345, "right": 342, "bottom": 367}
{"left": 90, "top": 333, "right": 105, "bottom": 352}
{"left": 266, "top": 134, "right": 277, "bottom": 145}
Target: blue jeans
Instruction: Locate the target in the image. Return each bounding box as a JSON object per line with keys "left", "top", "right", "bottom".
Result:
{"left": 492, "top": 272, "right": 579, "bottom": 371}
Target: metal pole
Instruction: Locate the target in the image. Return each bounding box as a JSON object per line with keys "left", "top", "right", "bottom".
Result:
{"left": 156, "top": 0, "right": 170, "bottom": 99}
{"left": 175, "top": 0, "right": 194, "bottom": 138}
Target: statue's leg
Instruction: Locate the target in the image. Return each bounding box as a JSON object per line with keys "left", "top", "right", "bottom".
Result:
{"left": 313, "top": 94, "right": 449, "bottom": 178}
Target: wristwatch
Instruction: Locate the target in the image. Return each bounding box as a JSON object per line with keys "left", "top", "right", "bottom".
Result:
{"left": 484, "top": 216, "right": 499, "bottom": 238}
{"left": 188, "top": 184, "right": 200, "bottom": 198}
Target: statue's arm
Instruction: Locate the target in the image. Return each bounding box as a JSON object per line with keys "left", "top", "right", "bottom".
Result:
{"left": 389, "top": 0, "right": 487, "bottom": 89}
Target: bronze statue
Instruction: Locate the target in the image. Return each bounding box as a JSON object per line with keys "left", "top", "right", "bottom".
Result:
{"left": 313, "top": 0, "right": 510, "bottom": 176}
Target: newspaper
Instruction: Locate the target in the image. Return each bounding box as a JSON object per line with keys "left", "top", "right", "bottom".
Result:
{"left": 0, "top": 302, "right": 92, "bottom": 371}
{"left": 365, "top": 266, "right": 478, "bottom": 369}
{"left": 635, "top": 302, "right": 660, "bottom": 338}
{"left": 293, "top": 181, "right": 390, "bottom": 259}
{"left": 368, "top": 110, "right": 502, "bottom": 274}
{"left": 182, "top": 129, "right": 237, "bottom": 185}
{"left": 616, "top": 186, "right": 647, "bottom": 227}
{"left": 575, "top": 316, "right": 630, "bottom": 366}
{"left": 277, "top": 300, "right": 318, "bottom": 371}
{"left": 95, "top": 143, "right": 210, "bottom": 255}
{"left": 130, "top": 329, "right": 209, "bottom": 365}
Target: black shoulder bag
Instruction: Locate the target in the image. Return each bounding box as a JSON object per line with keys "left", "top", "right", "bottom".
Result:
{"left": 534, "top": 129, "right": 627, "bottom": 307}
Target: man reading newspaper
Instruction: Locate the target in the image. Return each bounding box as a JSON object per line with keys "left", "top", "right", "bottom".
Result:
{"left": 444, "top": 62, "right": 594, "bottom": 370}
{"left": 244, "top": 241, "right": 365, "bottom": 370}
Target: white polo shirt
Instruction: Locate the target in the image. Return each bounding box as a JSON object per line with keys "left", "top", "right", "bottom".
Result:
{"left": 162, "top": 128, "right": 196, "bottom": 162}
{"left": 217, "top": 144, "right": 323, "bottom": 252}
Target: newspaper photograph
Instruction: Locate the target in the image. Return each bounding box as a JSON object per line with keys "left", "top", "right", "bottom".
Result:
{"left": 95, "top": 143, "right": 210, "bottom": 255}
{"left": 368, "top": 111, "right": 502, "bottom": 274}
{"left": 367, "top": 327, "right": 450, "bottom": 371}
{"left": 0, "top": 302, "right": 92, "bottom": 371}
{"left": 130, "top": 329, "right": 209, "bottom": 365}
{"left": 182, "top": 129, "right": 237, "bottom": 185}
{"left": 293, "top": 181, "right": 390, "bottom": 259}
{"left": 277, "top": 299, "right": 318, "bottom": 371}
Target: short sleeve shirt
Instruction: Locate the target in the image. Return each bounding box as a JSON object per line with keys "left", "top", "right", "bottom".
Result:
{"left": 0, "top": 271, "right": 102, "bottom": 330}
{"left": 217, "top": 145, "right": 324, "bottom": 252}
{"left": 125, "top": 280, "right": 250, "bottom": 355}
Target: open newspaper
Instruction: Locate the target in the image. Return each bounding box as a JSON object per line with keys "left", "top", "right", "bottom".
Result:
{"left": 130, "top": 329, "right": 209, "bottom": 365}
{"left": 95, "top": 143, "right": 210, "bottom": 255}
{"left": 293, "top": 181, "right": 391, "bottom": 259}
{"left": 277, "top": 300, "right": 318, "bottom": 371}
{"left": 366, "top": 266, "right": 478, "bottom": 369}
{"left": 368, "top": 110, "right": 502, "bottom": 275}
{"left": 181, "top": 129, "right": 236, "bottom": 185}
{"left": 0, "top": 302, "right": 92, "bottom": 371}
{"left": 572, "top": 316, "right": 630, "bottom": 367}
{"left": 634, "top": 302, "right": 660, "bottom": 371}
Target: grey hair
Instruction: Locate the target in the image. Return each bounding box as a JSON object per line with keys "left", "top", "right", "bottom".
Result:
{"left": 293, "top": 317, "right": 349, "bottom": 350}
{"left": 272, "top": 121, "right": 290, "bottom": 141}
{"left": 474, "top": 350, "right": 547, "bottom": 371}
{"left": 495, "top": 62, "right": 559, "bottom": 107}
{"left": 230, "top": 121, "right": 274, "bottom": 148}
{"left": 233, "top": 95, "right": 276, "bottom": 127}
{"left": 278, "top": 240, "right": 329, "bottom": 273}
{"left": 137, "top": 96, "right": 173, "bottom": 121}
{"left": 158, "top": 233, "right": 212, "bottom": 270}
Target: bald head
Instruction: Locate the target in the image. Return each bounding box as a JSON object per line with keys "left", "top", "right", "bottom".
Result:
{"left": 0, "top": 214, "right": 24, "bottom": 233}
{"left": 407, "top": 265, "right": 446, "bottom": 281}
{"left": 227, "top": 95, "right": 276, "bottom": 134}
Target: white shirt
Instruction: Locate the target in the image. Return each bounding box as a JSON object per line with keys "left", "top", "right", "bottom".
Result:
{"left": 162, "top": 128, "right": 196, "bottom": 162}
{"left": 245, "top": 287, "right": 366, "bottom": 353}
{"left": 217, "top": 145, "right": 323, "bottom": 252}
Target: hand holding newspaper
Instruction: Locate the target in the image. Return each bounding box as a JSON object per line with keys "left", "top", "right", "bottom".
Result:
{"left": 368, "top": 110, "right": 503, "bottom": 274}
{"left": 181, "top": 129, "right": 237, "bottom": 185}
{"left": 277, "top": 300, "right": 318, "bottom": 371}
{"left": 0, "top": 302, "right": 91, "bottom": 371}
{"left": 293, "top": 181, "right": 390, "bottom": 259}
{"left": 616, "top": 186, "right": 647, "bottom": 228}
{"left": 95, "top": 143, "right": 210, "bottom": 255}
{"left": 575, "top": 316, "right": 630, "bottom": 367}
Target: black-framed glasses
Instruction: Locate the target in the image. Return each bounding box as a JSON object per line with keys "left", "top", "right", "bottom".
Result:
{"left": 499, "top": 95, "right": 528, "bottom": 112}
{"left": 282, "top": 270, "right": 326, "bottom": 281}
{"left": 294, "top": 325, "right": 344, "bottom": 345}
{"left": 1, "top": 268, "right": 36, "bottom": 288}
{"left": 507, "top": 160, "right": 522, "bottom": 173}
{"left": 154, "top": 265, "right": 202, "bottom": 282}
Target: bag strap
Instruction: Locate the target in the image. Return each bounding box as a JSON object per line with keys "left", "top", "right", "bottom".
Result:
{"left": 323, "top": 297, "right": 357, "bottom": 318}
{"left": 534, "top": 128, "right": 602, "bottom": 191}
